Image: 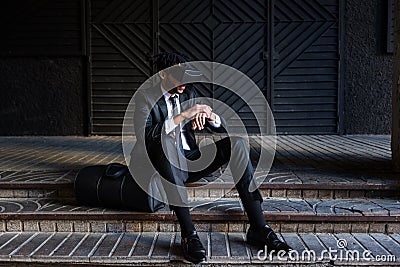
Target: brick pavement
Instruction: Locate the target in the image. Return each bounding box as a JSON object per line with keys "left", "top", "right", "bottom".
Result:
{"left": 0, "top": 231, "right": 398, "bottom": 266}
{"left": 0, "top": 135, "right": 398, "bottom": 266}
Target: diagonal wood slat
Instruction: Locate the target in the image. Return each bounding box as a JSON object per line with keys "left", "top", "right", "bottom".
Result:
{"left": 273, "top": 0, "right": 339, "bottom": 134}
{"left": 89, "top": 0, "right": 341, "bottom": 134}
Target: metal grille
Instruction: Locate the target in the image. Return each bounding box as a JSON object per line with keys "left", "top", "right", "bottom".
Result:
{"left": 89, "top": 0, "right": 340, "bottom": 135}
{"left": 272, "top": 0, "right": 340, "bottom": 134}
{"left": 90, "top": 1, "right": 152, "bottom": 134}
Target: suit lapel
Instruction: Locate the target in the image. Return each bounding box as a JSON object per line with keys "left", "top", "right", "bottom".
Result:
{"left": 158, "top": 97, "right": 168, "bottom": 120}
{"left": 153, "top": 85, "right": 168, "bottom": 120}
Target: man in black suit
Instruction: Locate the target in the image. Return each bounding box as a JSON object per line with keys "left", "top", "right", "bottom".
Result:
{"left": 131, "top": 52, "right": 291, "bottom": 263}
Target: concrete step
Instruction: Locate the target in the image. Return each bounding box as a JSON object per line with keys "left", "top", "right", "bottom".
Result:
{"left": 1, "top": 169, "right": 399, "bottom": 200}
{"left": 0, "top": 197, "right": 399, "bottom": 234}
{"left": 0, "top": 231, "right": 398, "bottom": 266}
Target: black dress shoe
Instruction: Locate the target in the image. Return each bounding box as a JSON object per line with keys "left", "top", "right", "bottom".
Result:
{"left": 181, "top": 231, "right": 206, "bottom": 264}
{"left": 246, "top": 225, "right": 292, "bottom": 252}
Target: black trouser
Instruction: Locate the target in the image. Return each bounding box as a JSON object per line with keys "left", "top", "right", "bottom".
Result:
{"left": 151, "top": 136, "right": 263, "bottom": 208}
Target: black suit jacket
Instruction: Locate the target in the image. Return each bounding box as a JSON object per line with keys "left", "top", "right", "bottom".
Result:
{"left": 133, "top": 83, "right": 224, "bottom": 156}
{"left": 128, "top": 82, "right": 225, "bottom": 203}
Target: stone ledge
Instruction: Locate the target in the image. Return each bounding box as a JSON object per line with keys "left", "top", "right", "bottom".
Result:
{"left": 0, "top": 198, "right": 399, "bottom": 233}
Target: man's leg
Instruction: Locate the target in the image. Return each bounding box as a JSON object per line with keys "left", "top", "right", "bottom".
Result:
{"left": 149, "top": 136, "right": 196, "bottom": 236}
{"left": 188, "top": 137, "right": 291, "bottom": 251}
{"left": 185, "top": 137, "right": 267, "bottom": 230}
{"left": 151, "top": 152, "right": 206, "bottom": 263}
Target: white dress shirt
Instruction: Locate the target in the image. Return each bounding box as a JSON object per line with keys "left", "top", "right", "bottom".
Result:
{"left": 161, "top": 86, "right": 221, "bottom": 151}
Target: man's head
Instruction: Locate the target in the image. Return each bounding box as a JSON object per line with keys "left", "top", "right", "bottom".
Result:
{"left": 154, "top": 51, "right": 190, "bottom": 94}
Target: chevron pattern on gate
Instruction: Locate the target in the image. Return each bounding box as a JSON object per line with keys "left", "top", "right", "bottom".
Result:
{"left": 90, "top": 0, "right": 152, "bottom": 134}
{"left": 92, "top": 0, "right": 150, "bottom": 23}
{"left": 273, "top": 0, "right": 337, "bottom": 76}
{"left": 272, "top": 0, "right": 340, "bottom": 134}
{"left": 93, "top": 24, "right": 152, "bottom": 76}
{"left": 158, "top": 0, "right": 268, "bottom": 133}
{"left": 89, "top": 0, "right": 340, "bottom": 134}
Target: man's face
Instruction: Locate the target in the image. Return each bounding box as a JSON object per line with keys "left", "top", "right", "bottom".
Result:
{"left": 164, "top": 72, "right": 186, "bottom": 94}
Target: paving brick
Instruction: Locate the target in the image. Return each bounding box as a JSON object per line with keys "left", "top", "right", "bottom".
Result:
{"left": 0, "top": 220, "right": 6, "bottom": 231}
{"left": 23, "top": 220, "right": 40, "bottom": 232}
{"left": 314, "top": 222, "right": 333, "bottom": 233}
{"left": 280, "top": 223, "right": 299, "bottom": 233}
{"left": 194, "top": 223, "right": 211, "bottom": 232}
{"left": 318, "top": 189, "right": 333, "bottom": 199}
{"left": 0, "top": 190, "right": 15, "bottom": 198}
{"left": 368, "top": 223, "right": 387, "bottom": 233}
{"left": 6, "top": 220, "right": 22, "bottom": 232}
{"left": 224, "top": 190, "right": 239, "bottom": 198}
{"left": 267, "top": 223, "right": 281, "bottom": 233}
{"left": 209, "top": 189, "right": 224, "bottom": 198}
{"left": 270, "top": 189, "right": 286, "bottom": 198}
{"left": 351, "top": 223, "right": 369, "bottom": 233}
{"left": 333, "top": 223, "right": 352, "bottom": 234}
{"left": 12, "top": 190, "right": 28, "bottom": 198}
{"left": 159, "top": 223, "right": 176, "bottom": 232}
{"left": 186, "top": 188, "right": 195, "bottom": 197}
{"left": 194, "top": 188, "right": 209, "bottom": 198}
{"left": 72, "top": 221, "right": 88, "bottom": 232}
{"left": 89, "top": 221, "right": 106, "bottom": 232}
{"left": 387, "top": 223, "right": 400, "bottom": 234}
{"left": 28, "top": 189, "right": 51, "bottom": 198}
{"left": 125, "top": 222, "right": 141, "bottom": 232}
{"left": 302, "top": 190, "right": 318, "bottom": 199}
{"left": 297, "top": 223, "right": 315, "bottom": 233}
{"left": 286, "top": 189, "right": 302, "bottom": 198}
{"left": 228, "top": 222, "right": 245, "bottom": 232}
{"left": 56, "top": 221, "right": 73, "bottom": 232}
{"left": 260, "top": 188, "right": 272, "bottom": 197}
{"left": 142, "top": 221, "right": 157, "bottom": 232}
{"left": 107, "top": 222, "right": 125, "bottom": 233}
{"left": 39, "top": 221, "right": 56, "bottom": 232}
{"left": 211, "top": 223, "right": 228, "bottom": 232}
{"left": 334, "top": 190, "right": 350, "bottom": 199}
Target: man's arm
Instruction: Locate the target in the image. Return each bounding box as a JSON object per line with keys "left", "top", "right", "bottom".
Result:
{"left": 133, "top": 91, "right": 165, "bottom": 144}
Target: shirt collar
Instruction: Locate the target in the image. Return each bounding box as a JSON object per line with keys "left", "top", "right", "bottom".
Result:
{"left": 161, "top": 84, "right": 176, "bottom": 100}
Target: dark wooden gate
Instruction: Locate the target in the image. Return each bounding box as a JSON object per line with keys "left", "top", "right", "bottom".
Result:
{"left": 89, "top": 0, "right": 340, "bottom": 135}
{"left": 271, "top": 0, "right": 340, "bottom": 134}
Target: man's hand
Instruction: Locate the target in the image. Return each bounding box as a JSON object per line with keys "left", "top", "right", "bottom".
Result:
{"left": 192, "top": 112, "right": 218, "bottom": 130}
{"left": 192, "top": 112, "right": 207, "bottom": 130}
{"left": 173, "top": 104, "right": 212, "bottom": 127}
{"left": 181, "top": 104, "right": 212, "bottom": 119}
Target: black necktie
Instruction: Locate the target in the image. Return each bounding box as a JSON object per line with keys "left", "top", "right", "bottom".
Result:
{"left": 169, "top": 95, "right": 178, "bottom": 116}
{"left": 169, "top": 95, "right": 183, "bottom": 151}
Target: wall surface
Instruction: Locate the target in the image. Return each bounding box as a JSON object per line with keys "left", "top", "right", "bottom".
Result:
{"left": 393, "top": 0, "right": 400, "bottom": 171}
{"left": 344, "top": 0, "right": 393, "bottom": 134}
{"left": 0, "top": 57, "right": 85, "bottom": 135}
{"left": 0, "top": 0, "right": 394, "bottom": 136}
